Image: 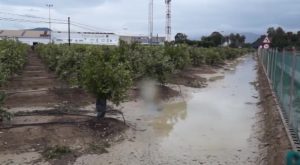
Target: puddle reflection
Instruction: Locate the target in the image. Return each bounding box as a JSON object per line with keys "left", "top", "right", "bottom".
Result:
{"left": 152, "top": 101, "right": 187, "bottom": 137}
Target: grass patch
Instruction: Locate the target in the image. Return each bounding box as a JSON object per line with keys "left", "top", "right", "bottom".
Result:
{"left": 43, "top": 146, "right": 72, "bottom": 160}
{"left": 88, "top": 142, "right": 110, "bottom": 154}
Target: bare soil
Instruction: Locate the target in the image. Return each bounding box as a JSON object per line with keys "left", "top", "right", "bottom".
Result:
{"left": 0, "top": 116, "right": 127, "bottom": 165}
{"left": 0, "top": 52, "right": 127, "bottom": 165}
{"left": 0, "top": 53, "right": 262, "bottom": 164}
{"left": 257, "top": 57, "right": 291, "bottom": 164}
{"left": 168, "top": 65, "right": 216, "bottom": 88}
{"left": 2, "top": 52, "right": 94, "bottom": 109}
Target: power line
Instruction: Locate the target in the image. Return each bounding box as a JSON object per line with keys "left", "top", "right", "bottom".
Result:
{"left": 0, "top": 11, "right": 112, "bottom": 32}
{"left": 0, "top": 11, "right": 66, "bottom": 22}
{"left": 0, "top": 17, "right": 67, "bottom": 24}
{"left": 0, "top": 16, "right": 101, "bottom": 32}
{"left": 71, "top": 21, "right": 112, "bottom": 32}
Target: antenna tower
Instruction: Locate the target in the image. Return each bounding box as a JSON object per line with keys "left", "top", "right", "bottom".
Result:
{"left": 165, "top": 0, "right": 172, "bottom": 42}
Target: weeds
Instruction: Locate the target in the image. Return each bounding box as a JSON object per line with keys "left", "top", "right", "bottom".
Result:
{"left": 88, "top": 142, "right": 110, "bottom": 154}
{"left": 42, "top": 146, "right": 72, "bottom": 160}
{"left": 0, "top": 92, "right": 13, "bottom": 122}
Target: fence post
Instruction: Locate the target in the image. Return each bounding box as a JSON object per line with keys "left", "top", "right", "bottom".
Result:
{"left": 271, "top": 49, "right": 275, "bottom": 83}
{"left": 275, "top": 49, "right": 278, "bottom": 85}
{"left": 270, "top": 49, "right": 273, "bottom": 81}
{"left": 289, "top": 47, "right": 296, "bottom": 127}
{"left": 267, "top": 49, "right": 270, "bottom": 77}
{"left": 272, "top": 49, "right": 277, "bottom": 89}
{"left": 280, "top": 49, "right": 285, "bottom": 101}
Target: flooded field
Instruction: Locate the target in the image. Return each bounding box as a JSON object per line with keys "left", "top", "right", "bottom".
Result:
{"left": 74, "top": 55, "right": 262, "bottom": 165}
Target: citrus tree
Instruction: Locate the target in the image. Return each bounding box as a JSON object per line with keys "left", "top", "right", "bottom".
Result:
{"left": 80, "top": 47, "right": 132, "bottom": 119}
{"left": 0, "top": 40, "right": 27, "bottom": 86}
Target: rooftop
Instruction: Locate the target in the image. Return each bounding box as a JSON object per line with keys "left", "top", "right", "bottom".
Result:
{"left": 0, "top": 30, "right": 49, "bottom": 38}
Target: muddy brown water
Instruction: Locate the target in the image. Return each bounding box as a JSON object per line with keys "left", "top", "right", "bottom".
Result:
{"left": 74, "top": 55, "right": 261, "bottom": 165}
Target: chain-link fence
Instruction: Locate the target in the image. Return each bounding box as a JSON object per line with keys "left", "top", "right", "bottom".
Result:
{"left": 258, "top": 48, "right": 300, "bottom": 142}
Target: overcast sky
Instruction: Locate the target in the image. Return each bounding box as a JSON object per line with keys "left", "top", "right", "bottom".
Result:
{"left": 0, "top": 0, "right": 300, "bottom": 39}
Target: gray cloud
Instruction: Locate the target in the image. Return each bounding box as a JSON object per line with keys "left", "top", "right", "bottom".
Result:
{"left": 0, "top": 0, "right": 118, "bottom": 8}
{"left": 0, "top": 0, "right": 300, "bottom": 39}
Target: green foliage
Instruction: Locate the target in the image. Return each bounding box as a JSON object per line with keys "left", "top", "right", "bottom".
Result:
{"left": 258, "top": 26, "right": 300, "bottom": 49}
{"left": 164, "top": 44, "right": 190, "bottom": 69}
{"left": 175, "top": 33, "right": 188, "bottom": 44}
{"left": 36, "top": 42, "right": 250, "bottom": 106}
{"left": 43, "top": 146, "right": 72, "bottom": 160}
{"left": 118, "top": 42, "right": 175, "bottom": 83}
{"left": 36, "top": 44, "right": 63, "bottom": 71}
{"left": 55, "top": 47, "right": 85, "bottom": 85}
{"left": 203, "top": 49, "right": 222, "bottom": 65}
{"left": 189, "top": 47, "right": 205, "bottom": 66}
{"left": 0, "top": 40, "right": 28, "bottom": 87}
{"left": 88, "top": 142, "right": 110, "bottom": 154}
{"left": 0, "top": 92, "right": 13, "bottom": 122}
{"left": 202, "top": 32, "right": 225, "bottom": 47}
{"left": 81, "top": 46, "right": 132, "bottom": 104}
{"left": 0, "top": 40, "right": 26, "bottom": 121}
{"left": 142, "top": 46, "right": 174, "bottom": 84}
{"left": 228, "top": 33, "right": 246, "bottom": 48}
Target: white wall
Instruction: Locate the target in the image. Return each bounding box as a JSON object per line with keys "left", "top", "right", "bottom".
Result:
{"left": 17, "top": 37, "right": 49, "bottom": 45}
{"left": 52, "top": 31, "right": 119, "bottom": 46}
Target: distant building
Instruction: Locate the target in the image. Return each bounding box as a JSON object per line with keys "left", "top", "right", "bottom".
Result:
{"left": 0, "top": 30, "right": 50, "bottom": 45}
{"left": 0, "top": 29, "right": 119, "bottom": 46}
{"left": 0, "top": 29, "right": 164, "bottom": 46}
{"left": 120, "top": 35, "right": 165, "bottom": 45}
{"left": 51, "top": 31, "right": 119, "bottom": 45}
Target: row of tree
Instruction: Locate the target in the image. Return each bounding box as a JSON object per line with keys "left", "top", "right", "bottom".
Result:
{"left": 174, "top": 32, "right": 246, "bottom": 48}
{"left": 36, "top": 42, "right": 251, "bottom": 118}
{"left": 252, "top": 27, "right": 300, "bottom": 49}
{"left": 0, "top": 40, "right": 28, "bottom": 87}
{"left": 0, "top": 40, "right": 28, "bottom": 121}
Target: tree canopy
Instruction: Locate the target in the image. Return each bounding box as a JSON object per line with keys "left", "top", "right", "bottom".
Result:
{"left": 175, "top": 33, "right": 188, "bottom": 44}
{"left": 253, "top": 27, "right": 300, "bottom": 49}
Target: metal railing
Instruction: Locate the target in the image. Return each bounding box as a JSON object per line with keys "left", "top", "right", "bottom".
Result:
{"left": 258, "top": 48, "right": 300, "bottom": 148}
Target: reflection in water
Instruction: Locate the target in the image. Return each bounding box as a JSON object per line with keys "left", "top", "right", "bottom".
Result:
{"left": 152, "top": 102, "right": 187, "bottom": 137}
{"left": 84, "top": 56, "right": 260, "bottom": 165}
{"left": 148, "top": 56, "right": 259, "bottom": 163}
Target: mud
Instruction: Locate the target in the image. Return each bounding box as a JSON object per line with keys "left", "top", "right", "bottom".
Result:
{"left": 72, "top": 55, "right": 264, "bottom": 165}
{"left": 1, "top": 53, "right": 288, "bottom": 164}
{"left": 0, "top": 52, "right": 127, "bottom": 165}
{"left": 0, "top": 117, "right": 127, "bottom": 165}
{"left": 168, "top": 66, "right": 213, "bottom": 88}
{"left": 2, "top": 52, "right": 94, "bottom": 110}
{"left": 256, "top": 55, "right": 291, "bottom": 165}
{"left": 128, "top": 84, "right": 180, "bottom": 102}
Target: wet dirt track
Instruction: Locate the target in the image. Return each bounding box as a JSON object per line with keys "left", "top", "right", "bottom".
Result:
{"left": 74, "top": 55, "right": 262, "bottom": 165}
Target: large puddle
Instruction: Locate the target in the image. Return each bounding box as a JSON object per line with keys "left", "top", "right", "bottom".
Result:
{"left": 152, "top": 55, "right": 260, "bottom": 164}
{"left": 75, "top": 55, "right": 261, "bottom": 165}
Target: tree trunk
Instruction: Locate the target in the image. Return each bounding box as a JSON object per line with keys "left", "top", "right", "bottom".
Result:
{"left": 96, "top": 98, "right": 107, "bottom": 119}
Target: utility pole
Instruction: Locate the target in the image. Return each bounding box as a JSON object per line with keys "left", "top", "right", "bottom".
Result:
{"left": 68, "top": 17, "right": 71, "bottom": 46}
{"left": 46, "top": 4, "right": 53, "bottom": 43}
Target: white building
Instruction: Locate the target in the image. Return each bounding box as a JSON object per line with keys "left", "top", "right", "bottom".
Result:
{"left": 52, "top": 31, "right": 119, "bottom": 45}
{"left": 0, "top": 30, "right": 119, "bottom": 46}
{"left": 120, "top": 35, "right": 165, "bottom": 45}
{"left": 0, "top": 30, "right": 50, "bottom": 45}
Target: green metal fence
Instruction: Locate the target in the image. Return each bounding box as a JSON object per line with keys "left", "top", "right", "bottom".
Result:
{"left": 259, "top": 48, "right": 300, "bottom": 143}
